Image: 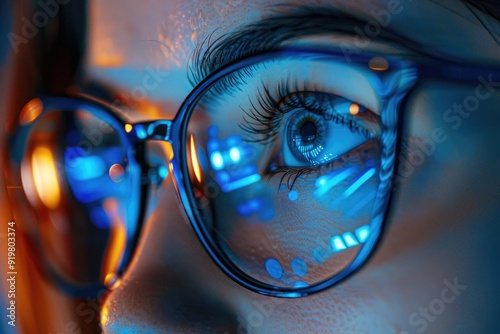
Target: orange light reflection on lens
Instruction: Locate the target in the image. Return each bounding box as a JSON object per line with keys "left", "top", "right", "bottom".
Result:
{"left": 190, "top": 135, "right": 202, "bottom": 183}
{"left": 104, "top": 273, "right": 121, "bottom": 290}
{"left": 31, "top": 146, "right": 61, "bottom": 209}
{"left": 100, "top": 305, "right": 109, "bottom": 327}
{"left": 101, "top": 198, "right": 127, "bottom": 286}
{"left": 19, "top": 98, "right": 44, "bottom": 125}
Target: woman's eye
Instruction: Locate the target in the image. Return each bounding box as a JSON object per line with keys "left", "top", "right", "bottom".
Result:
{"left": 270, "top": 93, "right": 376, "bottom": 169}
{"left": 283, "top": 108, "right": 370, "bottom": 167}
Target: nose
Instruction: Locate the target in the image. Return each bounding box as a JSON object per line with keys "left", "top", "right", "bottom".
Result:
{"left": 101, "top": 141, "right": 241, "bottom": 333}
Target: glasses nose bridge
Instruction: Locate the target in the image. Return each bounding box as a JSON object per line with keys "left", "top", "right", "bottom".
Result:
{"left": 129, "top": 119, "right": 174, "bottom": 143}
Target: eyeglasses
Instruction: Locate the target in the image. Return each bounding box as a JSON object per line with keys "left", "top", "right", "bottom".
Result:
{"left": 8, "top": 47, "right": 500, "bottom": 298}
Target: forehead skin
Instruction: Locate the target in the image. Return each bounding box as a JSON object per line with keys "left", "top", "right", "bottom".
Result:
{"left": 88, "top": 0, "right": 499, "bottom": 118}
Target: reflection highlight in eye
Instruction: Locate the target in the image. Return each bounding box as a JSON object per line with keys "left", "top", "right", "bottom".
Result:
{"left": 368, "top": 56, "right": 389, "bottom": 71}
{"left": 349, "top": 103, "right": 360, "bottom": 115}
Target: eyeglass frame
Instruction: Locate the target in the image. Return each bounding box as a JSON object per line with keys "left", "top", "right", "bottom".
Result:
{"left": 8, "top": 47, "right": 500, "bottom": 298}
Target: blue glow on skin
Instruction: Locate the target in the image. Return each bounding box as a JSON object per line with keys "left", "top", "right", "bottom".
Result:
{"left": 288, "top": 189, "right": 299, "bottom": 201}
{"left": 355, "top": 225, "right": 371, "bottom": 243}
{"left": 210, "top": 151, "right": 224, "bottom": 170}
{"left": 342, "top": 232, "right": 359, "bottom": 247}
{"left": 265, "top": 258, "right": 283, "bottom": 279}
{"left": 314, "top": 166, "right": 359, "bottom": 198}
{"left": 290, "top": 258, "right": 307, "bottom": 277}
{"left": 66, "top": 155, "right": 106, "bottom": 180}
{"left": 330, "top": 236, "right": 347, "bottom": 252}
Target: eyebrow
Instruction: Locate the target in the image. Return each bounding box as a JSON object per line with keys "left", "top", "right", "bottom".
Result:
{"left": 188, "top": 5, "right": 425, "bottom": 86}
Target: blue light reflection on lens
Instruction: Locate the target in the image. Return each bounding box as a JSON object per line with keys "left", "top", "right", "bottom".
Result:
{"left": 265, "top": 258, "right": 283, "bottom": 279}
{"left": 355, "top": 225, "right": 371, "bottom": 243}
{"left": 158, "top": 165, "right": 168, "bottom": 179}
{"left": 314, "top": 166, "right": 359, "bottom": 198}
{"left": 136, "top": 124, "right": 147, "bottom": 139}
{"left": 210, "top": 151, "right": 224, "bottom": 170}
{"left": 343, "top": 167, "right": 376, "bottom": 198}
{"left": 66, "top": 156, "right": 106, "bottom": 180}
{"left": 229, "top": 147, "right": 241, "bottom": 163}
{"left": 290, "top": 258, "right": 307, "bottom": 277}
{"left": 207, "top": 126, "right": 261, "bottom": 193}
{"left": 342, "top": 232, "right": 359, "bottom": 247}
{"left": 288, "top": 189, "right": 299, "bottom": 201}
{"left": 330, "top": 236, "right": 347, "bottom": 252}
{"left": 293, "top": 281, "right": 309, "bottom": 288}
{"left": 317, "top": 224, "right": 372, "bottom": 262}
{"left": 221, "top": 173, "right": 262, "bottom": 193}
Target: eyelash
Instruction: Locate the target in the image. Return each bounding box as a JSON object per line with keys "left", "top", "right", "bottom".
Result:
{"left": 238, "top": 80, "right": 370, "bottom": 144}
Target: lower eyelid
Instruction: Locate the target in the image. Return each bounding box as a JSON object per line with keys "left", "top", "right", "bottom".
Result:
{"left": 268, "top": 140, "right": 379, "bottom": 189}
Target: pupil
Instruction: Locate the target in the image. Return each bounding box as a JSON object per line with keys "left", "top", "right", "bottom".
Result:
{"left": 300, "top": 121, "right": 316, "bottom": 142}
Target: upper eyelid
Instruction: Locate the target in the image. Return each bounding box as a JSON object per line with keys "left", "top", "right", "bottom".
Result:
{"left": 187, "top": 5, "right": 424, "bottom": 86}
